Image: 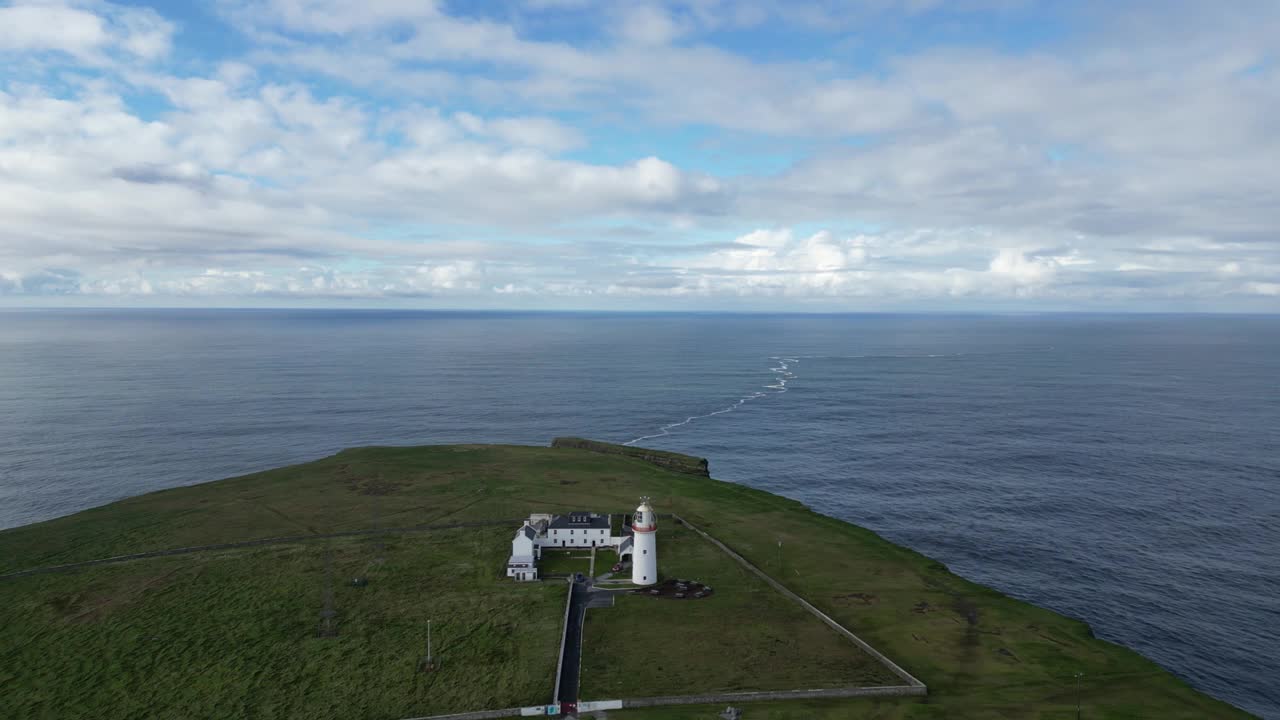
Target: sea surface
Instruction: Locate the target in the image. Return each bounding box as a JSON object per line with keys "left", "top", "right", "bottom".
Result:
{"left": 0, "top": 309, "right": 1276, "bottom": 717}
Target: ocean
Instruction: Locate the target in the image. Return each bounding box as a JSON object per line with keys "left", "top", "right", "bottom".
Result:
{"left": 0, "top": 309, "right": 1276, "bottom": 717}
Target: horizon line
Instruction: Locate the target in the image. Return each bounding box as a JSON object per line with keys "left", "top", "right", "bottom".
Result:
{"left": 2, "top": 306, "right": 1278, "bottom": 317}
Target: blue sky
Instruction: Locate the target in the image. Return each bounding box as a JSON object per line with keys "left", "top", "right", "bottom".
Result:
{"left": 0, "top": 0, "right": 1277, "bottom": 310}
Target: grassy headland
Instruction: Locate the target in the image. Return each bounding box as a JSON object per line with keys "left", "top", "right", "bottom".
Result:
{"left": 0, "top": 443, "right": 1253, "bottom": 718}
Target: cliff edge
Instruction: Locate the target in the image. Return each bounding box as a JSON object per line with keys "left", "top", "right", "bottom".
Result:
{"left": 550, "top": 437, "right": 710, "bottom": 477}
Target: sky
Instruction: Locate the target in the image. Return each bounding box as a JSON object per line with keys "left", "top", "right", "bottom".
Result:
{"left": 0, "top": 0, "right": 1277, "bottom": 311}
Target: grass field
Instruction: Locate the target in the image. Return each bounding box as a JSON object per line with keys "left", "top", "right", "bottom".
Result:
{"left": 0, "top": 443, "right": 1255, "bottom": 719}
{"left": 538, "top": 549, "right": 593, "bottom": 576}
{"left": 580, "top": 520, "right": 898, "bottom": 697}
{"left": 0, "top": 526, "right": 563, "bottom": 719}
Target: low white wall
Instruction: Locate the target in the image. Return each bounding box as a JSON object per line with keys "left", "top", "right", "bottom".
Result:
{"left": 619, "top": 685, "right": 927, "bottom": 708}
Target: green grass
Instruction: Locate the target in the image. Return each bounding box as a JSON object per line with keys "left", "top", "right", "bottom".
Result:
{"left": 537, "top": 550, "right": 593, "bottom": 576}
{"left": 580, "top": 521, "right": 897, "bottom": 697}
{"left": 0, "top": 443, "right": 1255, "bottom": 719}
{"left": 0, "top": 526, "right": 563, "bottom": 719}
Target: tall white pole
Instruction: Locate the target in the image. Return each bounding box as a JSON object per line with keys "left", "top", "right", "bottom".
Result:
{"left": 1075, "top": 671, "right": 1083, "bottom": 719}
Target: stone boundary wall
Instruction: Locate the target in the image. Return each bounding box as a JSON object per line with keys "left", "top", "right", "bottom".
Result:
{"left": 1, "top": 519, "right": 518, "bottom": 581}
{"left": 399, "top": 683, "right": 927, "bottom": 719}
{"left": 620, "top": 684, "right": 927, "bottom": 708}
{"left": 672, "top": 514, "right": 927, "bottom": 690}
{"left": 576, "top": 699, "right": 623, "bottom": 712}
{"left": 399, "top": 708, "right": 523, "bottom": 720}
{"left": 401, "top": 703, "right": 573, "bottom": 719}
{"left": 552, "top": 579, "right": 574, "bottom": 704}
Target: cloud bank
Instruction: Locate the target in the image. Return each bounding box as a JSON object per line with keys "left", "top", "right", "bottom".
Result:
{"left": 0, "top": 0, "right": 1277, "bottom": 309}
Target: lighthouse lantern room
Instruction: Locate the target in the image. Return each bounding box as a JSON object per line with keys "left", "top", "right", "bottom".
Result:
{"left": 631, "top": 497, "right": 658, "bottom": 585}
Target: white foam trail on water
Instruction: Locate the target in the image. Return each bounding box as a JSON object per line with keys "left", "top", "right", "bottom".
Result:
{"left": 789, "top": 346, "right": 1054, "bottom": 362}
{"left": 624, "top": 356, "right": 799, "bottom": 446}
{"left": 789, "top": 352, "right": 969, "bottom": 360}
{"left": 622, "top": 349, "right": 1042, "bottom": 447}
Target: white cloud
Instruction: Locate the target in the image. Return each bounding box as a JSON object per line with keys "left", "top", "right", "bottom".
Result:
{"left": 988, "top": 248, "right": 1059, "bottom": 286}
{"left": 113, "top": 4, "right": 172, "bottom": 58}
{"left": 0, "top": 76, "right": 726, "bottom": 290}
{"left": 484, "top": 116, "right": 584, "bottom": 152}
{"left": 0, "top": 1, "right": 172, "bottom": 61}
{"left": 0, "top": 5, "right": 106, "bottom": 57}
{"left": 691, "top": 229, "right": 867, "bottom": 274}
{"left": 234, "top": 0, "right": 442, "bottom": 34}
{"left": 617, "top": 5, "right": 687, "bottom": 46}
{"left": 0, "top": 0, "right": 1277, "bottom": 310}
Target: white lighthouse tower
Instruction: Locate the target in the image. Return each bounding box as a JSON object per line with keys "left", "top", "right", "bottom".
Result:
{"left": 631, "top": 497, "right": 658, "bottom": 586}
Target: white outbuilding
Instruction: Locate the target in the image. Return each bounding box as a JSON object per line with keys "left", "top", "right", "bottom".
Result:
{"left": 506, "top": 523, "right": 539, "bottom": 581}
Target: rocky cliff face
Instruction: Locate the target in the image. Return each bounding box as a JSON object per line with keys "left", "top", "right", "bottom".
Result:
{"left": 550, "top": 437, "right": 710, "bottom": 478}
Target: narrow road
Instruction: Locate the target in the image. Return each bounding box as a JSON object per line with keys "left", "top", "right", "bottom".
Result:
{"left": 557, "top": 580, "right": 626, "bottom": 714}
{"left": 557, "top": 579, "right": 590, "bottom": 708}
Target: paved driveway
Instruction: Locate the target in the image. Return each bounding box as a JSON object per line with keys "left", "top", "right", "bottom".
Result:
{"left": 557, "top": 579, "right": 590, "bottom": 705}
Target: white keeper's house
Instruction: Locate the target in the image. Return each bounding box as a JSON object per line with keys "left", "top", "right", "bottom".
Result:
{"left": 506, "top": 525, "right": 538, "bottom": 581}
{"left": 505, "top": 500, "right": 658, "bottom": 583}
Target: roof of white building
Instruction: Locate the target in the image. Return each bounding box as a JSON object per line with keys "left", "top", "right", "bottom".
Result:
{"left": 548, "top": 511, "right": 609, "bottom": 529}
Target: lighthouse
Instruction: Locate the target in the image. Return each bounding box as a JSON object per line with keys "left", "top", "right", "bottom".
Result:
{"left": 631, "top": 497, "right": 658, "bottom": 585}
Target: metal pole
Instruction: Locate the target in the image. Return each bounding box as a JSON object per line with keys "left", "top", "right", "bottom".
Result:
{"left": 373, "top": 502, "right": 385, "bottom": 564}
{"left": 1075, "top": 671, "right": 1083, "bottom": 719}
{"left": 318, "top": 545, "right": 337, "bottom": 638}
{"left": 428, "top": 620, "right": 433, "bottom": 664}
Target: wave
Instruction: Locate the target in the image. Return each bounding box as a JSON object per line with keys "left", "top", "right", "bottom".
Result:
{"left": 623, "top": 356, "right": 799, "bottom": 446}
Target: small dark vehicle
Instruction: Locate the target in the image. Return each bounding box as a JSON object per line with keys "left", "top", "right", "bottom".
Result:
{"left": 611, "top": 562, "right": 624, "bottom": 572}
